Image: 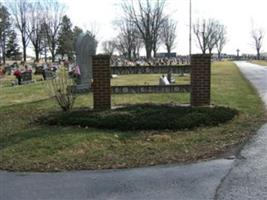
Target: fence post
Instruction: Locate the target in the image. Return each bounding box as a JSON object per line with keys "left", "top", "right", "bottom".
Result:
{"left": 92, "top": 55, "right": 111, "bottom": 110}
{"left": 190, "top": 54, "right": 211, "bottom": 106}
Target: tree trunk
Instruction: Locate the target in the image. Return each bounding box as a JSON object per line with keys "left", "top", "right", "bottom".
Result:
{"left": 152, "top": 40, "right": 157, "bottom": 58}
{"left": 23, "top": 45, "right": 26, "bottom": 62}
{"left": 127, "top": 50, "right": 132, "bottom": 60}
{"left": 133, "top": 49, "right": 137, "bottom": 60}
{"left": 146, "top": 49, "right": 151, "bottom": 59}
{"left": 22, "top": 36, "right": 27, "bottom": 62}
{"left": 52, "top": 51, "right": 55, "bottom": 62}
{"left": 218, "top": 51, "right": 221, "bottom": 61}
{"left": 44, "top": 47, "right": 47, "bottom": 63}
{"left": 35, "top": 48, "right": 39, "bottom": 62}
{"left": 51, "top": 41, "right": 56, "bottom": 62}
{"left": 0, "top": 47, "right": 2, "bottom": 64}
{"left": 23, "top": 45, "right": 27, "bottom": 62}
{"left": 208, "top": 48, "right": 212, "bottom": 55}
{"left": 136, "top": 47, "right": 140, "bottom": 59}
{"left": 153, "top": 48, "right": 157, "bottom": 58}
{"left": 257, "top": 49, "right": 260, "bottom": 60}
{"left": 2, "top": 53, "right": 5, "bottom": 64}
{"left": 167, "top": 45, "right": 171, "bottom": 57}
{"left": 145, "top": 41, "right": 152, "bottom": 59}
{"left": 2, "top": 43, "right": 5, "bottom": 64}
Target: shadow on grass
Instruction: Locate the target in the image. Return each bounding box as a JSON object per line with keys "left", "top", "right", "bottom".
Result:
{"left": 0, "top": 126, "right": 66, "bottom": 150}
{"left": 0, "top": 98, "right": 54, "bottom": 112}
{"left": 0, "top": 124, "right": 141, "bottom": 151}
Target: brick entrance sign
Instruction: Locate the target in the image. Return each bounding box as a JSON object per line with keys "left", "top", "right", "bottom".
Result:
{"left": 92, "top": 55, "right": 111, "bottom": 110}
{"left": 190, "top": 54, "right": 211, "bottom": 106}
{"left": 92, "top": 54, "right": 211, "bottom": 110}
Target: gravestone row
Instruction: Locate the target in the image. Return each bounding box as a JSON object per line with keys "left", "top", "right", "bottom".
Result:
{"left": 111, "top": 65, "right": 191, "bottom": 75}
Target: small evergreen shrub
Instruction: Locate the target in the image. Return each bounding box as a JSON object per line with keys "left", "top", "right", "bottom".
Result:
{"left": 41, "top": 104, "right": 238, "bottom": 131}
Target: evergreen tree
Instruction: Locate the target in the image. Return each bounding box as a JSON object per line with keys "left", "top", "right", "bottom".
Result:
{"left": 5, "top": 29, "right": 20, "bottom": 59}
{"left": 73, "top": 26, "right": 83, "bottom": 48}
{"left": 57, "top": 15, "right": 74, "bottom": 61}
{"left": 0, "top": 4, "right": 11, "bottom": 64}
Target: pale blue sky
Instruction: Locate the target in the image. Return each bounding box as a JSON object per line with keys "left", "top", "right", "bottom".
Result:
{"left": 63, "top": 0, "right": 266, "bottom": 55}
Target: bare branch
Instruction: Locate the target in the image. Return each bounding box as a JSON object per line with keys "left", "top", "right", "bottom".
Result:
{"left": 251, "top": 27, "right": 264, "bottom": 60}
{"left": 161, "top": 18, "right": 177, "bottom": 55}
{"left": 43, "top": 0, "right": 65, "bottom": 62}
{"left": 7, "top": 0, "right": 31, "bottom": 61}
{"left": 121, "top": 0, "right": 166, "bottom": 59}
{"left": 193, "top": 18, "right": 223, "bottom": 55}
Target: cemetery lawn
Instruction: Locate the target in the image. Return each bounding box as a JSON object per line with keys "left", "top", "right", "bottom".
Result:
{"left": 0, "top": 61, "right": 266, "bottom": 171}
{"left": 250, "top": 60, "right": 267, "bottom": 66}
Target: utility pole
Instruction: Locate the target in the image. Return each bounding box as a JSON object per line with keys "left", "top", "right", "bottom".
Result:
{"left": 189, "top": 0, "right": 192, "bottom": 62}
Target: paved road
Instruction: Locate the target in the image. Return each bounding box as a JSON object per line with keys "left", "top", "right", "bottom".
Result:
{"left": 0, "top": 159, "right": 233, "bottom": 200}
{"left": 216, "top": 62, "right": 267, "bottom": 200}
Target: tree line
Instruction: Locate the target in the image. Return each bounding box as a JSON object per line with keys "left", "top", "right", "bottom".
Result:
{"left": 102, "top": 0, "right": 229, "bottom": 60}
{"left": 102, "top": 0, "right": 264, "bottom": 60}
{"left": 0, "top": 0, "right": 97, "bottom": 64}
{"left": 102, "top": 0, "right": 177, "bottom": 60}
{"left": 0, "top": 0, "right": 264, "bottom": 64}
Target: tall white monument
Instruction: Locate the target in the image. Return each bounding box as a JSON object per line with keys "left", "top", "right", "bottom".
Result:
{"left": 74, "top": 33, "right": 97, "bottom": 91}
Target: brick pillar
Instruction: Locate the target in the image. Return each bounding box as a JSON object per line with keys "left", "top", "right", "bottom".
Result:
{"left": 92, "top": 55, "right": 111, "bottom": 110}
{"left": 190, "top": 54, "right": 211, "bottom": 106}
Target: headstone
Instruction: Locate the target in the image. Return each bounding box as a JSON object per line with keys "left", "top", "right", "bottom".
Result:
{"left": 167, "top": 72, "right": 175, "bottom": 83}
{"left": 21, "top": 71, "right": 33, "bottom": 84}
{"left": 159, "top": 75, "right": 170, "bottom": 86}
{"left": 4, "top": 66, "right": 12, "bottom": 75}
{"left": 74, "top": 33, "right": 97, "bottom": 92}
{"left": 44, "top": 70, "right": 56, "bottom": 80}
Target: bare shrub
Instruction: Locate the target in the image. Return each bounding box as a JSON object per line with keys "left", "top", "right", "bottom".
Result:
{"left": 46, "top": 66, "right": 76, "bottom": 111}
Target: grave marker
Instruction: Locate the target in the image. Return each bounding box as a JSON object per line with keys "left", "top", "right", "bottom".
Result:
{"left": 73, "top": 33, "right": 97, "bottom": 92}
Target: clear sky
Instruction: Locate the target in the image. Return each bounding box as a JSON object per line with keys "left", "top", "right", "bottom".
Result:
{"left": 63, "top": 0, "right": 266, "bottom": 55}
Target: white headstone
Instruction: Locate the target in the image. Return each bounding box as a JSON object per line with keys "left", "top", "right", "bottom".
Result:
{"left": 75, "top": 33, "right": 97, "bottom": 91}
{"left": 159, "top": 75, "right": 170, "bottom": 86}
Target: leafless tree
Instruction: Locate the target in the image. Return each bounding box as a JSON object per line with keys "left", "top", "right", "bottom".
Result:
{"left": 27, "top": 1, "right": 44, "bottom": 62}
{"left": 193, "top": 19, "right": 220, "bottom": 55}
{"left": 114, "top": 19, "right": 139, "bottom": 60}
{"left": 132, "top": 36, "right": 142, "bottom": 59}
{"left": 216, "top": 24, "right": 227, "bottom": 60}
{"left": 251, "top": 28, "right": 264, "bottom": 60}
{"left": 161, "top": 18, "right": 177, "bottom": 56}
{"left": 43, "top": 0, "right": 65, "bottom": 62}
{"left": 7, "top": 0, "right": 30, "bottom": 62}
{"left": 102, "top": 40, "right": 116, "bottom": 56}
{"left": 114, "top": 37, "right": 126, "bottom": 57}
{"left": 40, "top": 22, "right": 49, "bottom": 62}
{"left": 122, "top": 0, "right": 167, "bottom": 59}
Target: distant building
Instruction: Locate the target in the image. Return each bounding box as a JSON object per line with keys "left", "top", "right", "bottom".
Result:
{"left": 156, "top": 52, "right": 177, "bottom": 58}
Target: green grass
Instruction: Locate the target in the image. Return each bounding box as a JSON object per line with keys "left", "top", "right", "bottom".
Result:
{"left": 0, "top": 61, "right": 266, "bottom": 171}
{"left": 111, "top": 74, "right": 190, "bottom": 86}
{"left": 0, "top": 74, "right": 44, "bottom": 88}
{"left": 250, "top": 60, "right": 267, "bottom": 66}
